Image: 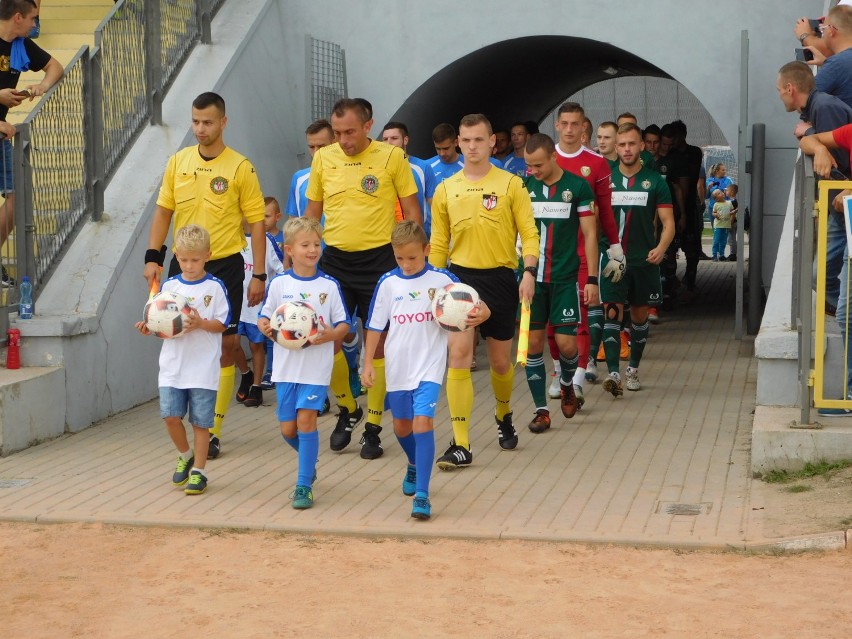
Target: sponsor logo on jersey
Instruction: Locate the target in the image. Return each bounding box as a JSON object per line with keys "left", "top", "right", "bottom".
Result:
{"left": 210, "top": 176, "right": 228, "bottom": 195}
{"left": 307, "top": 395, "right": 318, "bottom": 400}
{"left": 649, "top": 293, "right": 661, "bottom": 300}
{"left": 641, "top": 180, "right": 651, "bottom": 190}
{"left": 561, "top": 190, "right": 572, "bottom": 203}
{"left": 361, "top": 174, "right": 379, "bottom": 194}
{"left": 581, "top": 166, "right": 591, "bottom": 177}
{"left": 319, "top": 293, "right": 328, "bottom": 304}
{"left": 428, "top": 288, "right": 436, "bottom": 300}
{"left": 283, "top": 294, "right": 294, "bottom": 299}
{"left": 392, "top": 311, "right": 434, "bottom": 324}
{"left": 562, "top": 308, "right": 575, "bottom": 318}
{"left": 394, "top": 295, "right": 404, "bottom": 301}
{"left": 203, "top": 295, "right": 212, "bottom": 307}
{"left": 409, "top": 291, "right": 421, "bottom": 300}
{"left": 532, "top": 202, "right": 573, "bottom": 219}
{"left": 612, "top": 191, "right": 650, "bottom": 207}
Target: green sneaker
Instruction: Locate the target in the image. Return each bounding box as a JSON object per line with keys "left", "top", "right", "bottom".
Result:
{"left": 291, "top": 485, "right": 314, "bottom": 509}
{"left": 184, "top": 470, "right": 207, "bottom": 495}
{"left": 172, "top": 455, "right": 194, "bottom": 486}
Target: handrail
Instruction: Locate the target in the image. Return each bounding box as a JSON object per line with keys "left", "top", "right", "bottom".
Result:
{"left": 0, "top": 1, "right": 228, "bottom": 345}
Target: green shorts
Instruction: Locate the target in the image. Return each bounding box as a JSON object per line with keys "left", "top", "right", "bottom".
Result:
{"left": 600, "top": 263, "right": 662, "bottom": 307}
{"left": 526, "top": 280, "right": 580, "bottom": 336}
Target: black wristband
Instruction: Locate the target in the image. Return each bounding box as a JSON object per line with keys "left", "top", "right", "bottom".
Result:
{"left": 252, "top": 273, "right": 268, "bottom": 282}
{"left": 587, "top": 275, "right": 599, "bottom": 285}
{"left": 145, "top": 248, "right": 164, "bottom": 266}
{"left": 523, "top": 265, "right": 538, "bottom": 278}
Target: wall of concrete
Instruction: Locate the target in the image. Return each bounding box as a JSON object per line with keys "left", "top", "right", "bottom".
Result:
{"left": 13, "top": 0, "right": 827, "bottom": 436}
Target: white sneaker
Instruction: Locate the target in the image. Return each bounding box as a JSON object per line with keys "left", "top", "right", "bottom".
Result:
{"left": 548, "top": 373, "right": 561, "bottom": 399}
{"left": 602, "top": 371, "right": 623, "bottom": 397}
{"left": 585, "top": 359, "right": 598, "bottom": 383}
{"left": 573, "top": 383, "right": 585, "bottom": 408}
{"left": 625, "top": 366, "right": 641, "bottom": 391}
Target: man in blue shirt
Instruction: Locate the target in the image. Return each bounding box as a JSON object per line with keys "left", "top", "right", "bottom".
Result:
{"left": 381, "top": 121, "right": 438, "bottom": 236}
{"left": 502, "top": 121, "right": 530, "bottom": 176}
{"left": 809, "top": 5, "right": 852, "bottom": 109}
{"left": 285, "top": 119, "right": 335, "bottom": 219}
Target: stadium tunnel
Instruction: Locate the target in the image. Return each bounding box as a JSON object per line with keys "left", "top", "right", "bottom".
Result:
{"left": 392, "top": 36, "right": 672, "bottom": 158}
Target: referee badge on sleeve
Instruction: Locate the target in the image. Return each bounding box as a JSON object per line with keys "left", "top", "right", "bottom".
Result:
{"left": 482, "top": 194, "right": 498, "bottom": 210}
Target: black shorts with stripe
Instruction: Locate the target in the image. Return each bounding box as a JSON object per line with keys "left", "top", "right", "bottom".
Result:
{"left": 320, "top": 243, "right": 396, "bottom": 325}
{"left": 168, "top": 251, "right": 244, "bottom": 335}
{"left": 449, "top": 264, "right": 518, "bottom": 341}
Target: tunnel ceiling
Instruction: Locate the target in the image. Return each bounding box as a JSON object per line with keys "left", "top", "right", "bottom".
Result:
{"left": 392, "top": 35, "right": 670, "bottom": 158}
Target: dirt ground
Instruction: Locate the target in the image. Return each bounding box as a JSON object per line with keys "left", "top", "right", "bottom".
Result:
{"left": 2, "top": 518, "right": 851, "bottom": 639}
{"left": 754, "top": 465, "right": 852, "bottom": 538}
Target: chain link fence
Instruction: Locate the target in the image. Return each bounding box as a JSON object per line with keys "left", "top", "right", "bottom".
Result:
{"left": 1, "top": 0, "right": 228, "bottom": 342}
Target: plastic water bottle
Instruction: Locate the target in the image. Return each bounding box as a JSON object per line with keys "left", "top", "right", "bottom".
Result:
{"left": 19, "top": 275, "right": 33, "bottom": 319}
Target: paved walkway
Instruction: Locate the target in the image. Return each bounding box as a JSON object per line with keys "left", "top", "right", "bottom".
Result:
{"left": 0, "top": 257, "right": 766, "bottom": 548}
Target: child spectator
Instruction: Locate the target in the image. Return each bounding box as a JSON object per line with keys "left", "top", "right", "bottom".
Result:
{"left": 259, "top": 197, "right": 285, "bottom": 392}
{"left": 258, "top": 217, "right": 350, "bottom": 509}
{"left": 361, "top": 221, "right": 459, "bottom": 520}
{"left": 135, "top": 225, "right": 230, "bottom": 495}
{"left": 711, "top": 189, "right": 733, "bottom": 261}
{"left": 234, "top": 222, "right": 284, "bottom": 407}
{"left": 726, "top": 184, "right": 739, "bottom": 261}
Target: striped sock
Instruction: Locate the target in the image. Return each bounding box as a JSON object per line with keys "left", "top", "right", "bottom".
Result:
{"left": 603, "top": 322, "right": 621, "bottom": 374}
{"left": 629, "top": 320, "right": 650, "bottom": 369}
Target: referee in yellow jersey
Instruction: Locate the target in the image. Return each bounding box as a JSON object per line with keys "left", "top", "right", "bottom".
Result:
{"left": 429, "top": 113, "right": 539, "bottom": 470}
{"left": 304, "top": 98, "right": 421, "bottom": 460}
{"left": 144, "top": 92, "right": 267, "bottom": 461}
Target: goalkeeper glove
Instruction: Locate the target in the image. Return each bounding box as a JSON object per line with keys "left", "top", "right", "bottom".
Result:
{"left": 602, "top": 243, "right": 626, "bottom": 282}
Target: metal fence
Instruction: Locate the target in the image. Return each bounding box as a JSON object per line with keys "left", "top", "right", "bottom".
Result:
{"left": 794, "top": 150, "right": 852, "bottom": 424}
{"left": 308, "top": 37, "right": 347, "bottom": 122}
{"left": 1, "top": 0, "right": 227, "bottom": 343}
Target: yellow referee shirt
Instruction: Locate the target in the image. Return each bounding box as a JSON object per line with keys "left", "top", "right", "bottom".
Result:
{"left": 430, "top": 166, "right": 539, "bottom": 270}
{"left": 306, "top": 140, "right": 417, "bottom": 252}
{"left": 157, "top": 146, "right": 266, "bottom": 260}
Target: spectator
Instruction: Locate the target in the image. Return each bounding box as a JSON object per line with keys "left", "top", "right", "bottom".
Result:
{"left": 805, "top": 4, "right": 852, "bottom": 109}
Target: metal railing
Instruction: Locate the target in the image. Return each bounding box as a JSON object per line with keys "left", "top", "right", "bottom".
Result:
{"left": 795, "top": 150, "right": 852, "bottom": 424}
{"left": 1, "top": 0, "right": 226, "bottom": 343}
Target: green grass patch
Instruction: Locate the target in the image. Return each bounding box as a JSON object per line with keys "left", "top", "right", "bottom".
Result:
{"left": 760, "top": 459, "right": 852, "bottom": 484}
{"left": 784, "top": 484, "right": 813, "bottom": 493}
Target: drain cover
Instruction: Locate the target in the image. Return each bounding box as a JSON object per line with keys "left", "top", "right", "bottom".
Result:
{"left": 0, "top": 478, "right": 32, "bottom": 488}
{"left": 655, "top": 501, "right": 712, "bottom": 516}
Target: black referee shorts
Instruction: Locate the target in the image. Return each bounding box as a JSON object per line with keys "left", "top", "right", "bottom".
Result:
{"left": 168, "top": 251, "right": 244, "bottom": 335}
{"left": 320, "top": 243, "right": 396, "bottom": 325}
{"left": 449, "top": 264, "right": 518, "bottom": 341}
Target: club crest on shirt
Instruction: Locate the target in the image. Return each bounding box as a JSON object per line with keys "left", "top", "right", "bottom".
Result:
{"left": 361, "top": 174, "right": 379, "bottom": 194}
{"left": 642, "top": 180, "right": 651, "bottom": 190}
{"left": 580, "top": 166, "right": 591, "bottom": 177}
{"left": 319, "top": 293, "right": 328, "bottom": 304}
{"left": 482, "top": 194, "right": 498, "bottom": 210}
{"left": 203, "top": 295, "right": 212, "bottom": 307}
{"left": 427, "top": 288, "right": 436, "bottom": 300}
{"left": 210, "top": 177, "right": 228, "bottom": 195}
{"left": 561, "top": 190, "right": 572, "bottom": 203}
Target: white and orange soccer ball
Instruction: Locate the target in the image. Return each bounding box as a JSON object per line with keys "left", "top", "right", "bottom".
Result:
{"left": 270, "top": 301, "right": 320, "bottom": 349}
{"left": 143, "top": 291, "right": 192, "bottom": 338}
{"left": 431, "top": 282, "right": 480, "bottom": 332}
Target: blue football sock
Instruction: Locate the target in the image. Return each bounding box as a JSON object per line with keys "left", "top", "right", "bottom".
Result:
{"left": 396, "top": 432, "right": 416, "bottom": 465}
{"left": 282, "top": 433, "right": 299, "bottom": 451}
{"left": 413, "top": 431, "right": 435, "bottom": 495}
{"left": 297, "top": 430, "right": 319, "bottom": 487}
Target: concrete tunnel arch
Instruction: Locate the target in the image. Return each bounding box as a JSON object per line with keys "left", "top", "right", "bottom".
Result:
{"left": 388, "top": 35, "right": 676, "bottom": 158}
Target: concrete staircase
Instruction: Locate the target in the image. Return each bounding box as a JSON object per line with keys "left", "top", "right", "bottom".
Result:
{"left": 7, "top": 0, "right": 114, "bottom": 125}
{"left": 0, "top": 0, "right": 113, "bottom": 455}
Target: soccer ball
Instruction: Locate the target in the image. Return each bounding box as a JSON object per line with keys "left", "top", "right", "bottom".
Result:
{"left": 431, "top": 282, "right": 480, "bottom": 332}
{"left": 270, "top": 301, "right": 319, "bottom": 349}
{"left": 143, "top": 291, "right": 192, "bottom": 339}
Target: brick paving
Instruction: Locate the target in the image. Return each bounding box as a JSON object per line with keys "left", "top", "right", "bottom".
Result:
{"left": 0, "top": 258, "right": 765, "bottom": 548}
